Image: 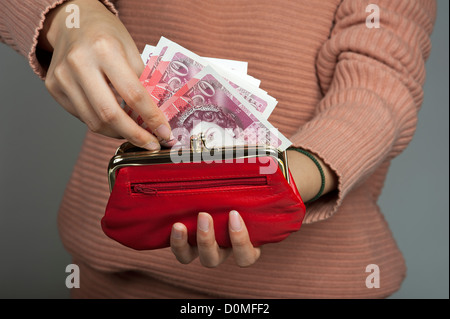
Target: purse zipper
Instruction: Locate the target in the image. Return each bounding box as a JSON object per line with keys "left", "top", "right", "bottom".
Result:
{"left": 131, "top": 176, "right": 267, "bottom": 195}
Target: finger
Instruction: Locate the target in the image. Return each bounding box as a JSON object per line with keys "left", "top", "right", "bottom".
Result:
{"left": 75, "top": 69, "right": 161, "bottom": 150}
{"left": 127, "top": 51, "right": 146, "bottom": 77}
{"left": 45, "top": 68, "right": 80, "bottom": 119}
{"left": 45, "top": 83, "right": 78, "bottom": 118}
{"left": 52, "top": 67, "right": 120, "bottom": 138}
{"left": 101, "top": 54, "right": 174, "bottom": 143}
{"left": 170, "top": 223, "right": 198, "bottom": 264}
{"left": 196, "top": 213, "right": 231, "bottom": 268}
{"left": 68, "top": 84, "right": 121, "bottom": 138}
{"left": 228, "top": 210, "right": 261, "bottom": 267}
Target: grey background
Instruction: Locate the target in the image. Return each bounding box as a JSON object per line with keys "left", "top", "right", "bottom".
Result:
{"left": 0, "top": 1, "right": 448, "bottom": 299}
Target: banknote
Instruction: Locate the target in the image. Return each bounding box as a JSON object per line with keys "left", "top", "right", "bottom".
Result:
{"left": 123, "top": 39, "right": 258, "bottom": 130}
{"left": 122, "top": 38, "right": 178, "bottom": 127}
{"left": 140, "top": 43, "right": 169, "bottom": 86}
{"left": 142, "top": 44, "right": 261, "bottom": 88}
{"left": 140, "top": 44, "right": 154, "bottom": 65}
{"left": 122, "top": 38, "right": 184, "bottom": 128}
{"left": 141, "top": 44, "right": 250, "bottom": 77}
{"left": 159, "top": 66, "right": 291, "bottom": 151}
{"left": 212, "top": 62, "right": 276, "bottom": 119}
{"left": 143, "top": 37, "right": 277, "bottom": 119}
{"left": 121, "top": 37, "right": 288, "bottom": 150}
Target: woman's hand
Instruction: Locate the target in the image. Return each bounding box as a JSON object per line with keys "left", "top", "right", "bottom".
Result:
{"left": 38, "top": 0, "right": 173, "bottom": 150}
{"left": 170, "top": 211, "right": 261, "bottom": 268}
{"left": 169, "top": 150, "right": 338, "bottom": 268}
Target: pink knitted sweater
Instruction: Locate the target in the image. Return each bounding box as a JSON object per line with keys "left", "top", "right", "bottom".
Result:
{"left": 0, "top": 0, "right": 436, "bottom": 298}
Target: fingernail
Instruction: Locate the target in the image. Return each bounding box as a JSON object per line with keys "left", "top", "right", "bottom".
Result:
{"left": 172, "top": 224, "right": 183, "bottom": 240}
{"left": 156, "top": 124, "right": 174, "bottom": 142}
{"left": 197, "top": 213, "right": 210, "bottom": 232}
{"left": 161, "top": 138, "right": 178, "bottom": 148}
{"left": 229, "top": 210, "right": 242, "bottom": 232}
{"left": 143, "top": 141, "right": 160, "bottom": 151}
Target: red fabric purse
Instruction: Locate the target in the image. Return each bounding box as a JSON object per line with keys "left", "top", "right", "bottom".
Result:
{"left": 101, "top": 137, "right": 305, "bottom": 250}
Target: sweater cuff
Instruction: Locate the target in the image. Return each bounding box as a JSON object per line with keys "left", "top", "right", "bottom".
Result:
{"left": 30, "top": 0, "right": 118, "bottom": 80}
{"left": 289, "top": 110, "right": 379, "bottom": 225}
{"left": 289, "top": 124, "right": 345, "bottom": 225}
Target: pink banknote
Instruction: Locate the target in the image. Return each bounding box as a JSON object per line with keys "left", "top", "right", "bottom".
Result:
{"left": 140, "top": 45, "right": 168, "bottom": 85}
{"left": 159, "top": 66, "right": 291, "bottom": 151}
{"left": 150, "top": 50, "right": 204, "bottom": 107}
{"left": 145, "top": 37, "right": 277, "bottom": 118}
{"left": 123, "top": 40, "right": 171, "bottom": 129}
{"left": 120, "top": 37, "right": 289, "bottom": 151}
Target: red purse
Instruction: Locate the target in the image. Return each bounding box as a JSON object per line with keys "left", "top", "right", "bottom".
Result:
{"left": 101, "top": 135, "right": 306, "bottom": 250}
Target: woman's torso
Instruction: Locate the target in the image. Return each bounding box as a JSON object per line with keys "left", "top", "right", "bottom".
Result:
{"left": 58, "top": 0, "right": 406, "bottom": 298}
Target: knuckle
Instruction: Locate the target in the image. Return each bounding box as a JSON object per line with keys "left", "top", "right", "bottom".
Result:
{"left": 91, "top": 34, "right": 122, "bottom": 59}
{"left": 66, "top": 48, "right": 84, "bottom": 68}
{"left": 170, "top": 237, "right": 185, "bottom": 250}
{"left": 177, "top": 255, "right": 194, "bottom": 265}
{"left": 85, "top": 118, "right": 104, "bottom": 133}
{"left": 170, "top": 244, "right": 181, "bottom": 254}
{"left": 177, "top": 257, "right": 193, "bottom": 265}
{"left": 236, "top": 259, "right": 254, "bottom": 268}
{"left": 91, "top": 34, "right": 114, "bottom": 52}
{"left": 235, "top": 249, "right": 260, "bottom": 268}
{"left": 52, "top": 64, "right": 67, "bottom": 82}
{"left": 200, "top": 257, "right": 219, "bottom": 268}
{"left": 44, "top": 76, "right": 56, "bottom": 92}
{"left": 127, "top": 129, "right": 149, "bottom": 147}
{"left": 125, "top": 85, "right": 147, "bottom": 107}
{"left": 196, "top": 237, "right": 216, "bottom": 250}
{"left": 97, "top": 105, "right": 118, "bottom": 124}
{"left": 231, "top": 236, "right": 249, "bottom": 249}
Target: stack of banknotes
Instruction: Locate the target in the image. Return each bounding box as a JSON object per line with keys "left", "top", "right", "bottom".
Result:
{"left": 122, "top": 37, "right": 292, "bottom": 152}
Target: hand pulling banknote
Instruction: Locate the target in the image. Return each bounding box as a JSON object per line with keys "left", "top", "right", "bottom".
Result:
{"left": 122, "top": 37, "right": 292, "bottom": 151}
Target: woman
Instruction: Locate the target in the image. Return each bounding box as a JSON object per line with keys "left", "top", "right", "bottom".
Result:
{"left": 0, "top": 0, "right": 437, "bottom": 298}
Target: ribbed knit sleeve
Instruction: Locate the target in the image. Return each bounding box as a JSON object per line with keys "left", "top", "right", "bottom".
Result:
{"left": 0, "top": 0, "right": 117, "bottom": 79}
{"left": 290, "top": 0, "right": 437, "bottom": 223}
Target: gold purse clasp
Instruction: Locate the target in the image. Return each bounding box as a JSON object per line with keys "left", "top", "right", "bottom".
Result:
{"left": 107, "top": 135, "right": 290, "bottom": 192}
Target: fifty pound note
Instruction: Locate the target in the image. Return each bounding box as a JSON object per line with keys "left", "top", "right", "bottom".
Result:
{"left": 125, "top": 38, "right": 269, "bottom": 131}
{"left": 160, "top": 66, "right": 291, "bottom": 151}
{"left": 144, "top": 37, "right": 277, "bottom": 119}
{"left": 141, "top": 44, "right": 250, "bottom": 78}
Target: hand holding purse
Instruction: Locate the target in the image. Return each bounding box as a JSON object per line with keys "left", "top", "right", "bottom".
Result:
{"left": 101, "top": 135, "right": 306, "bottom": 250}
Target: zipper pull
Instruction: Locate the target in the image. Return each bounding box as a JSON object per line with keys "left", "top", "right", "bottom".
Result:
{"left": 132, "top": 184, "right": 157, "bottom": 195}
